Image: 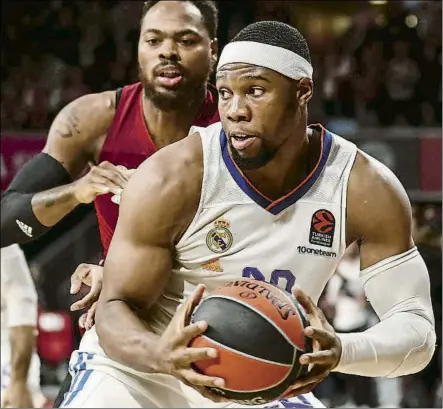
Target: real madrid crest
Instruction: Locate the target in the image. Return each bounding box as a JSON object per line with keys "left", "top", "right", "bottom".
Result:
{"left": 206, "top": 219, "right": 233, "bottom": 253}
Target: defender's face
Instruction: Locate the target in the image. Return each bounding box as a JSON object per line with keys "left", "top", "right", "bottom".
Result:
{"left": 216, "top": 64, "right": 300, "bottom": 169}
{"left": 138, "top": 1, "right": 216, "bottom": 100}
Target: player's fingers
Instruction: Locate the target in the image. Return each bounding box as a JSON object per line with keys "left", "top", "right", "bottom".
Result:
{"left": 78, "top": 313, "right": 88, "bottom": 329}
{"left": 97, "top": 161, "right": 130, "bottom": 183}
{"left": 85, "top": 302, "right": 98, "bottom": 330}
{"left": 175, "top": 321, "right": 208, "bottom": 345}
{"left": 291, "top": 364, "right": 330, "bottom": 389}
{"left": 90, "top": 175, "right": 123, "bottom": 196}
{"left": 70, "top": 264, "right": 91, "bottom": 294}
{"left": 304, "top": 327, "right": 336, "bottom": 346}
{"left": 70, "top": 289, "right": 99, "bottom": 311}
{"left": 174, "top": 346, "right": 217, "bottom": 365}
{"left": 181, "top": 284, "right": 206, "bottom": 325}
{"left": 300, "top": 350, "right": 335, "bottom": 365}
{"left": 292, "top": 286, "right": 317, "bottom": 316}
{"left": 178, "top": 368, "right": 225, "bottom": 388}
{"left": 90, "top": 183, "right": 112, "bottom": 197}
{"left": 284, "top": 381, "right": 320, "bottom": 398}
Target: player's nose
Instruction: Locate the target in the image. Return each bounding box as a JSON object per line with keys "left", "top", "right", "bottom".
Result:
{"left": 226, "top": 96, "right": 250, "bottom": 123}
{"left": 159, "top": 39, "right": 180, "bottom": 62}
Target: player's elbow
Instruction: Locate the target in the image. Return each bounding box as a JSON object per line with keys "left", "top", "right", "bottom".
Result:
{"left": 388, "top": 315, "right": 436, "bottom": 378}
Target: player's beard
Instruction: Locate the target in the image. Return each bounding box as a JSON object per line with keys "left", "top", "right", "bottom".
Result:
{"left": 139, "top": 65, "right": 208, "bottom": 112}
{"left": 228, "top": 138, "right": 278, "bottom": 171}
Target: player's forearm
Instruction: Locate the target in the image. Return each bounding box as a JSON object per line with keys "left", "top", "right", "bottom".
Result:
{"left": 1, "top": 153, "right": 74, "bottom": 247}
{"left": 9, "top": 326, "right": 36, "bottom": 383}
{"left": 333, "top": 248, "right": 436, "bottom": 377}
{"left": 31, "top": 183, "right": 81, "bottom": 226}
{"left": 96, "top": 299, "right": 162, "bottom": 373}
{"left": 333, "top": 311, "right": 435, "bottom": 377}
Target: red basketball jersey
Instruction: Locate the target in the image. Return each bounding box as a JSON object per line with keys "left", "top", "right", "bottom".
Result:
{"left": 94, "top": 82, "right": 219, "bottom": 257}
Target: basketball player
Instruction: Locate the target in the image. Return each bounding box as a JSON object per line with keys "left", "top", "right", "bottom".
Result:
{"left": 1, "top": 0, "right": 219, "bottom": 255}
{"left": 1, "top": 244, "right": 47, "bottom": 408}
{"left": 1, "top": 1, "right": 219, "bottom": 405}
{"left": 58, "top": 21, "right": 436, "bottom": 408}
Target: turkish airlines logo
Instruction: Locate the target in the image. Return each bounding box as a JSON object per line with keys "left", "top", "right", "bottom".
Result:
{"left": 309, "top": 209, "right": 335, "bottom": 248}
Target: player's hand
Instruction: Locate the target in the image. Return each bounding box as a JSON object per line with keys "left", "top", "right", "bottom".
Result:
{"left": 155, "top": 284, "right": 228, "bottom": 403}
{"left": 3, "top": 380, "right": 33, "bottom": 408}
{"left": 73, "top": 161, "right": 134, "bottom": 204}
{"left": 70, "top": 263, "right": 103, "bottom": 329}
{"left": 284, "top": 286, "right": 342, "bottom": 398}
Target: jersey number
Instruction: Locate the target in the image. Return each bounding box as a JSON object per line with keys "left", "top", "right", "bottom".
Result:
{"left": 242, "top": 267, "right": 296, "bottom": 293}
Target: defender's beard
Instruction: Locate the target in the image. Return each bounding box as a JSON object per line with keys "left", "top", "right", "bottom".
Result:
{"left": 139, "top": 66, "right": 208, "bottom": 112}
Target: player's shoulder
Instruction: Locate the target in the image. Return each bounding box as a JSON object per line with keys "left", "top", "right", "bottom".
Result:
{"left": 346, "top": 150, "right": 412, "bottom": 243}
{"left": 125, "top": 132, "right": 204, "bottom": 201}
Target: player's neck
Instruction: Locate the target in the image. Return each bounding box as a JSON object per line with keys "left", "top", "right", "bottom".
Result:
{"left": 243, "top": 117, "right": 314, "bottom": 200}
{"left": 142, "top": 88, "right": 206, "bottom": 149}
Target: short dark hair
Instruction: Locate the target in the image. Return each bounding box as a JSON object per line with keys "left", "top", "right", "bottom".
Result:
{"left": 230, "top": 20, "right": 311, "bottom": 63}
{"left": 141, "top": 1, "right": 218, "bottom": 39}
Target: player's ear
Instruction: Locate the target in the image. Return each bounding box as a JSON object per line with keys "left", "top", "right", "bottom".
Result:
{"left": 297, "top": 78, "right": 313, "bottom": 108}
{"left": 210, "top": 38, "right": 219, "bottom": 70}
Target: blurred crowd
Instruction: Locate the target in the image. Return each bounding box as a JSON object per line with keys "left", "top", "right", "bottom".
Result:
{"left": 1, "top": 1, "right": 442, "bottom": 131}
{"left": 315, "top": 203, "right": 442, "bottom": 408}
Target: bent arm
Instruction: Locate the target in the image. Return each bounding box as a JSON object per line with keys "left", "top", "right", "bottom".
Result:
{"left": 334, "top": 153, "right": 436, "bottom": 377}
{"left": 1, "top": 92, "right": 114, "bottom": 247}
{"left": 96, "top": 136, "right": 202, "bottom": 373}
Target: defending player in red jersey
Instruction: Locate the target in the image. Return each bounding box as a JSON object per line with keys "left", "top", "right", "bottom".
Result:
{"left": 1, "top": 1, "right": 219, "bottom": 255}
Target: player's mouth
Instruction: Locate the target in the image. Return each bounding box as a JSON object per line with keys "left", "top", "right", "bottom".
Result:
{"left": 230, "top": 134, "right": 258, "bottom": 151}
{"left": 156, "top": 66, "right": 184, "bottom": 87}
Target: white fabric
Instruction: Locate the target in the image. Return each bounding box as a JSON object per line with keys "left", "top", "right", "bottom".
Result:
{"left": 0, "top": 244, "right": 44, "bottom": 407}
{"left": 334, "top": 247, "right": 436, "bottom": 377}
{"left": 60, "top": 351, "right": 325, "bottom": 408}
{"left": 1, "top": 245, "right": 38, "bottom": 342}
{"left": 217, "top": 41, "right": 313, "bottom": 80}
{"left": 77, "top": 122, "right": 357, "bottom": 407}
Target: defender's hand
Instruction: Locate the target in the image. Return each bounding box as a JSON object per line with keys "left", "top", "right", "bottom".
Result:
{"left": 73, "top": 161, "right": 132, "bottom": 204}
{"left": 284, "top": 287, "right": 342, "bottom": 398}
{"left": 70, "top": 263, "right": 104, "bottom": 329}
{"left": 155, "top": 284, "right": 228, "bottom": 402}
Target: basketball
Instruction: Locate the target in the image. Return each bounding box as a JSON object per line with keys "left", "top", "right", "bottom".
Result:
{"left": 189, "top": 279, "right": 312, "bottom": 405}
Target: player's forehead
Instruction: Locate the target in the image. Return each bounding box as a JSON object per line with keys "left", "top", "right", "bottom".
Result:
{"left": 141, "top": 1, "right": 206, "bottom": 37}
{"left": 216, "top": 63, "right": 281, "bottom": 84}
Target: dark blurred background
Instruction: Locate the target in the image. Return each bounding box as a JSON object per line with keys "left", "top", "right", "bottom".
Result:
{"left": 1, "top": 0, "right": 441, "bottom": 407}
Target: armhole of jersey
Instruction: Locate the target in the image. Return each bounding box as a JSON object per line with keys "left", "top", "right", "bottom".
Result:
{"left": 340, "top": 146, "right": 358, "bottom": 251}
{"left": 175, "top": 132, "right": 207, "bottom": 248}
{"left": 115, "top": 87, "right": 123, "bottom": 109}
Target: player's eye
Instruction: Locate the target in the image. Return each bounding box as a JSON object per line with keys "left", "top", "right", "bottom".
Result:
{"left": 249, "top": 87, "right": 265, "bottom": 97}
{"left": 219, "top": 89, "right": 232, "bottom": 100}
{"left": 180, "top": 37, "right": 196, "bottom": 46}
{"left": 145, "top": 38, "right": 161, "bottom": 45}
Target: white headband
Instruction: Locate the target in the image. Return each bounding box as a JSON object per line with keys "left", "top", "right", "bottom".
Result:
{"left": 217, "top": 41, "right": 313, "bottom": 80}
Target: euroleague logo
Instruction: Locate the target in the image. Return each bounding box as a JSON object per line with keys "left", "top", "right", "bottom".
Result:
{"left": 309, "top": 209, "right": 335, "bottom": 248}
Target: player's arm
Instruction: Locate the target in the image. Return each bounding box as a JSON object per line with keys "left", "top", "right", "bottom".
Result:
{"left": 334, "top": 151, "right": 436, "bottom": 377}
{"left": 95, "top": 136, "right": 223, "bottom": 390}
{"left": 1, "top": 92, "right": 127, "bottom": 247}
{"left": 1, "top": 245, "right": 38, "bottom": 407}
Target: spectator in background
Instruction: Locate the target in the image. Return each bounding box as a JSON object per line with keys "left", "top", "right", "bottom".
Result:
{"left": 382, "top": 40, "right": 421, "bottom": 126}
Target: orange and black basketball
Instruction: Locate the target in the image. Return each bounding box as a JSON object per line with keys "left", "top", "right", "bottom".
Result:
{"left": 189, "top": 279, "right": 312, "bottom": 405}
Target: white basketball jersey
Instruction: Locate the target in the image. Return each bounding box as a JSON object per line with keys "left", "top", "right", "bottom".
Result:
{"left": 77, "top": 122, "right": 357, "bottom": 408}
{"left": 144, "top": 122, "right": 358, "bottom": 334}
